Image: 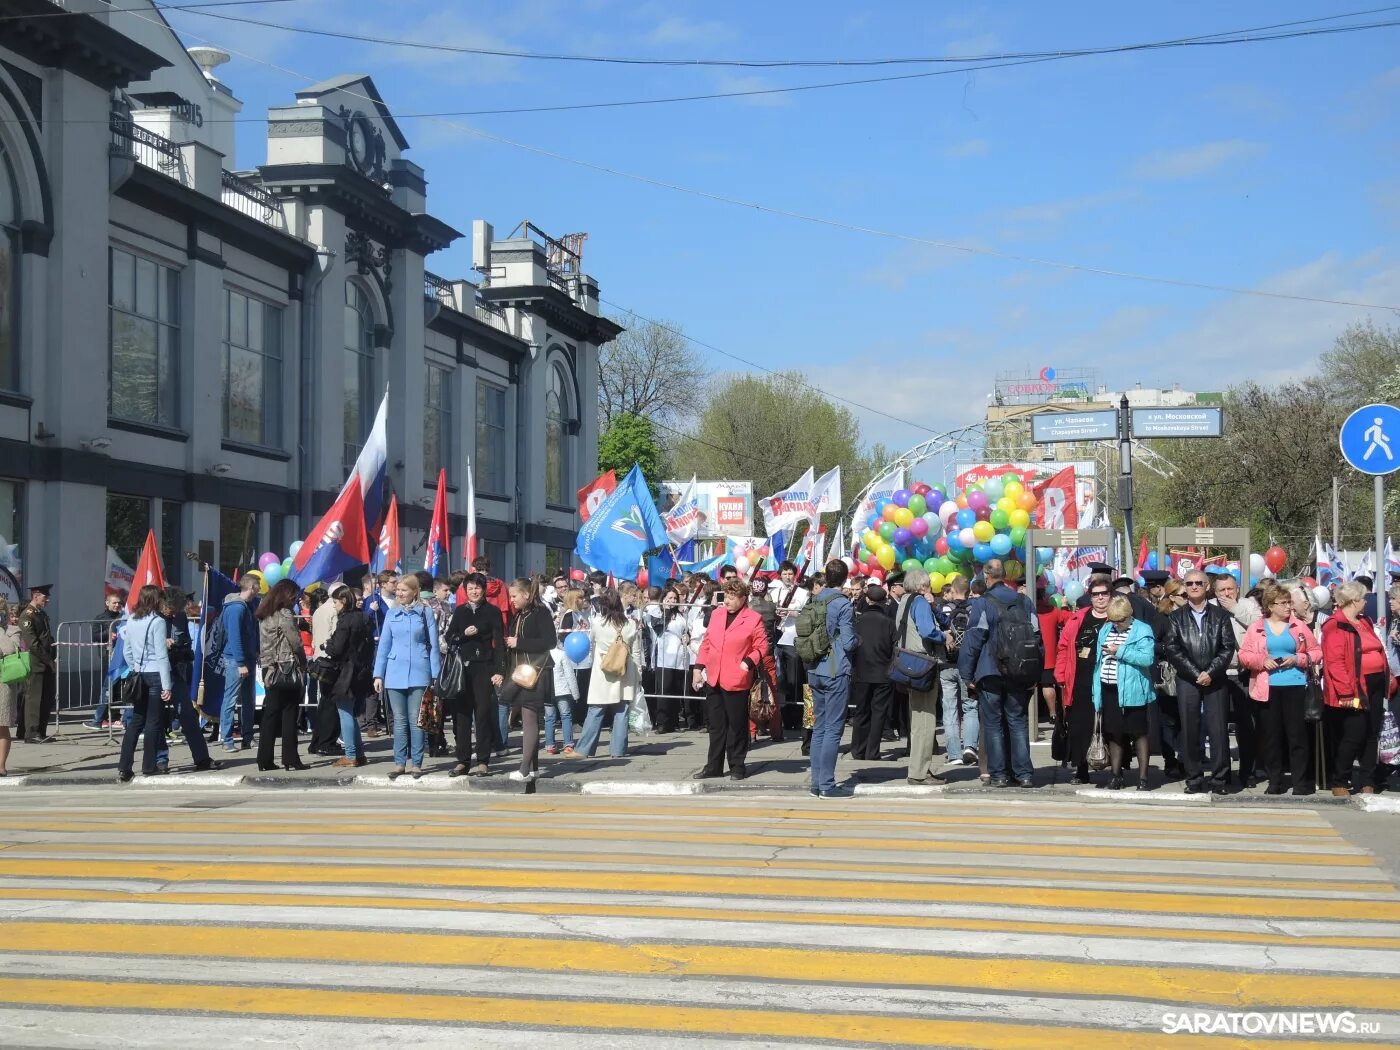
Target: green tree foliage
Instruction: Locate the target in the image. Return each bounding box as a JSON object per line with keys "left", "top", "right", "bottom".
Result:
{"left": 597, "top": 412, "right": 667, "bottom": 486}
{"left": 1317, "top": 320, "right": 1400, "bottom": 412}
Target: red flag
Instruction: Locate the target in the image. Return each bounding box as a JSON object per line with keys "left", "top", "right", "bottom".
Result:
{"left": 1134, "top": 533, "right": 1149, "bottom": 576}
{"left": 126, "top": 530, "right": 166, "bottom": 611}
{"left": 424, "top": 469, "right": 450, "bottom": 576}
{"left": 291, "top": 478, "right": 370, "bottom": 587}
{"left": 1034, "top": 466, "right": 1078, "bottom": 529}
{"left": 577, "top": 469, "right": 617, "bottom": 523}
{"left": 373, "top": 493, "right": 401, "bottom": 575}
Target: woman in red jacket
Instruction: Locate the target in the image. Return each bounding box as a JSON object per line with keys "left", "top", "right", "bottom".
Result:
{"left": 1036, "top": 582, "right": 1073, "bottom": 729}
{"left": 1054, "top": 574, "right": 1113, "bottom": 785}
{"left": 693, "top": 578, "right": 769, "bottom": 781}
{"left": 1319, "top": 582, "right": 1390, "bottom": 796}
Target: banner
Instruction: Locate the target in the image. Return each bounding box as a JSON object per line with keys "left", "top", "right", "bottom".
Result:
{"left": 659, "top": 479, "right": 753, "bottom": 538}
{"left": 957, "top": 460, "right": 1098, "bottom": 525}
{"left": 662, "top": 475, "right": 702, "bottom": 545}
{"left": 574, "top": 464, "right": 670, "bottom": 579}
{"left": 811, "top": 465, "right": 842, "bottom": 516}
{"left": 106, "top": 547, "right": 135, "bottom": 596}
{"left": 795, "top": 527, "right": 825, "bottom": 573}
{"left": 1035, "top": 466, "right": 1078, "bottom": 529}
{"left": 577, "top": 470, "right": 617, "bottom": 524}
{"left": 760, "top": 468, "right": 815, "bottom": 537}
{"left": 850, "top": 466, "right": 904, "bottom": 541}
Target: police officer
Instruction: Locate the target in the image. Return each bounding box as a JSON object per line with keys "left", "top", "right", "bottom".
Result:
{"left": 19, "top": 584, "right": 57, "bottom": 744}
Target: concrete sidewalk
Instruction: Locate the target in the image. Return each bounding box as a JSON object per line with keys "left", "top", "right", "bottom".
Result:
{"left": 5, "top": 719, "right": 1397, "bottom": 809}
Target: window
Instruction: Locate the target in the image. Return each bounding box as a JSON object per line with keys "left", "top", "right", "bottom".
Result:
{"left": 109, "top": 247, "right": 180, "bottom": 425}
{"left": 475, "top": 379, "right": 506, "bottom": 494}
{"left": 343, "top": 282, "right": 375, "bottom": 473}
{"left": 477, "top": 539, "right": 509, "bottom": 577}
{"left": 219, "top": 506, "right": 256, "bottom": 575}
{"left": 544, "top": 546, "right": 570, "bottom": 579}
{"left": 160, "top": 500, "right": 182, "bottom": 584}
{"left": 423, "top": 363, "right": 452, "bottom": 480}
{"left": 0, "top": 142, "right": 18, "bottom": 390}
{"left": 223, "top": 289, "right": 282, "bottom": 446}
{"left": 106, "top": 493, "right": 151, "bottom": 576}
{"left": 0, "top": 479, "right": 23, "bottom": 598}
{"left": 545, "top": 364, "right": 568, "bottom": 504}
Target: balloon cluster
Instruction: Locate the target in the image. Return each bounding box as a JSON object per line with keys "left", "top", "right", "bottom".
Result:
{"left": 732, "top": 544, "right": 771, "bottom": 575}
{"left": 851, "top": 475, "right": 1043, "bottom": 592}
{"left": 245, "top": 541, "right": 305, "bottom": 593}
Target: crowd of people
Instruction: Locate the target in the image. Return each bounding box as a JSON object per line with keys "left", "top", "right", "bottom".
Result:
{"left": 1, "top": 552, "right": 1396, "bottom": 798}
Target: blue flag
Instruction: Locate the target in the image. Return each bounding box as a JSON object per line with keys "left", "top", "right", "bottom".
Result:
{"left": 192, "top": 568, "right": 239, "bottom": 701}
{"left": 575, "top": 464, "right": 669, "bottom": 580}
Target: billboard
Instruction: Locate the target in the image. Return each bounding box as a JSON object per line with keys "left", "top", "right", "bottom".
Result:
{"left": 659, "top": 480, "right": 753, "bottom": 538}
{"left": 953, "top": 461, "right": 1099, "bottom": 525}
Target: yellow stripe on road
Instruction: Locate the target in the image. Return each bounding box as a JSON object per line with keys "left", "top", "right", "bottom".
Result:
{"left": 0, "top": 976, "right": 1382, "bottom": 1050}
{"left": 0, "top": 857, "right": 1394, "bottom": 919}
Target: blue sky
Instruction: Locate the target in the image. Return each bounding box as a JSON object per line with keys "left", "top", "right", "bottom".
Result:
{"left": 165, "top": 0, "right": 1400, "bottom": 453}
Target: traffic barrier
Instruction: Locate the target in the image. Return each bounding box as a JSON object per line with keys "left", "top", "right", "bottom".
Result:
{"left": 53, "top": 619, "right": 116, "bottom": 735}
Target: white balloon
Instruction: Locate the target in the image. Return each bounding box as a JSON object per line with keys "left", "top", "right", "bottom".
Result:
{"left": 733, "top": 555, "right": 750, "bottom": 572}
{"left": 1249, "top": 553, "right": 1267, "bottom": 580}
{"left": 1310, "top": 585, "right": 1331, "bottom": 608}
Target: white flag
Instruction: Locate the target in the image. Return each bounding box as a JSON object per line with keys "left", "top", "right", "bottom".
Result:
{"left": 760, "top": 467, "right": 815, "bottom": 536}
{"left": 662, "top": 475, "right": 702, "bottom": 545}
{"left": 850, "top": 466, "right": 904, "bottom": 541}
{"left": 810, "top": 465, "right": 842, "bottom": 518}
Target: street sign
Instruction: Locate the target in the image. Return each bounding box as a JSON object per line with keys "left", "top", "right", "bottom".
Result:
{"left": 1030, "top": 410, "right": 1118, "bottom": 444}
{"left": 1130, "top": 407, "right": 1224, "bottom": 439}
{"left": 1339, "top": 403, "right": 1400, "bottom": 476}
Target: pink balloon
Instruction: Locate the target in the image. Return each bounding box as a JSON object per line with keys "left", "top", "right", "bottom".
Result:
{"left": 966, "top": 490, "right": 988, "bottom": 512}
{"left": 909, "top": 517, "right": 929, "bottom": 538}
{"left": 959, "top": 527, "right": 978, "bottom": 548}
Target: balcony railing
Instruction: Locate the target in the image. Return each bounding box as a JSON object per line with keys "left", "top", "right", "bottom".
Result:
{"left": 424, "top": 271, "right": 454, "bottom": 304}
{"left": 424, "top": 270, "right": 510, "bottom": 332}
{"left": 221, "top": 170, "right": 286, "bottom": 231}
{"left": 110, "top": 115, "right": 186, "bottom": 183}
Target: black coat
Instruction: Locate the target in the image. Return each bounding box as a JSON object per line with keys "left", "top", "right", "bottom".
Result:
{"left": 853, "top": 601, "right": 897, "bottom": 684}
{"left": 323, "top": 608, "right": 374, "bottom": 700}
{"left": 444, "top": 601, "right": 504, "bottom": 666}
{"left": 1163, "top": 602, "right": 1236, "bottom": 682}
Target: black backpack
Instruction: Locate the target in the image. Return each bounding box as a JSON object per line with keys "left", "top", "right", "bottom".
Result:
{"left": 942, "top": 599, "right": 972, "bottom": 655}
{"left": 204, "top": 611, "right": 228, "bottom": 669}
{"left": 990, "top": 593, "right": 1043, "bottom": 685}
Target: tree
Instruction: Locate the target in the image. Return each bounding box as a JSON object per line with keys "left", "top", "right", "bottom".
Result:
{"left": 1318, "top": 320, "right": 1400, "bottom": 412}
{"left": 597, "top": 412, "right": 667, "bottom": 487}
{"left": 597, "top": 313, "right": 708, "bottom": 429}
{"left": 672, "top": 372, "right": 869, "bottom": 532}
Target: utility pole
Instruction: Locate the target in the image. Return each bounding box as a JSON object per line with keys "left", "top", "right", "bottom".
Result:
{"left": 1118, "top": 395, "right": 1134, "bottom": 570}
{"left": 1332, "top": 476, "right": 1340, "bottom": 548}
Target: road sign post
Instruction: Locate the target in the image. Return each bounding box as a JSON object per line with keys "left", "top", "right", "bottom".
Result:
{"left": 1339, "top": 403, "right": 1400, "bottom": 640}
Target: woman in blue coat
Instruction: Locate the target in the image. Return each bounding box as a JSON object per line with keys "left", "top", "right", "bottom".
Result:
{"left": 1092, "top": 596, "right": 1157, "bottom": 791}
{"left": 372, "top": 575, "right": 441, "bottom": 779}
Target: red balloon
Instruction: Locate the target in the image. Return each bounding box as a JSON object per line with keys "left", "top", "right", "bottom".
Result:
{"left": 1264, "top": 546, "right": 1288, "bottom": 574}
{"left": 1301, "top": 576, "right": 1316, "bottom": 589}
{"left": 867, "top": 569, "right": 884, "bottom": 583}
{"left": 934, "top": 537, "right": 950, "bottom": 556}
{"left": 636, "top": 569, "right": 649, "bottom": 588}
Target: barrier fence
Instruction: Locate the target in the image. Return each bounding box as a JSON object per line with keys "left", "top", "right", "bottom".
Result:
{"left": 53, "top": 619, "right": 117, "bottom": 735}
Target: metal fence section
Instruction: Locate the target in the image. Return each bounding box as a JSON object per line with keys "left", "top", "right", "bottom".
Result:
{"left": 54, "top": 619, "right": 117, "bottom": 734}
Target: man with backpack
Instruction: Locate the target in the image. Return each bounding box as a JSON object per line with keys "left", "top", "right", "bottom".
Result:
{"left": 958, "top": 559, "right": 1043, "bottom": 788}
{"left": 216, "top": 576, "right": 261, "bottom": 753}
{"left": 936, "top": 575, "right": 978, "bottom": 766}
{"left": 797, "top": 559, "right": 858, "bottom": 798}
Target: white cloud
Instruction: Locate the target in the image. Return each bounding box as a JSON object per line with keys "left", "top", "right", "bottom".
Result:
{"left": 1376, "top": 66, "right": 1400, "bottom": 89}
{"left": 1130, "top": 140, "right": 1265, "bottom": 180}
{"left": 644, "top": 15, "right": 733, "bottom": 47}
{"left": 942, "top": 138, "right": 990, "bottom": 159}
{"left": 712, "top": 73, "right": 792, "bottom": 108}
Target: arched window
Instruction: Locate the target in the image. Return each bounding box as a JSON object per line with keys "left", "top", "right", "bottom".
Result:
{"left": 0, "top": 140, "right": 19, "bottom": 390}
{"left": 545, "top": 362, "right": 571, "bottom": 505}
{"left": 343, "top": 281, "right": 376, "bottom": 471}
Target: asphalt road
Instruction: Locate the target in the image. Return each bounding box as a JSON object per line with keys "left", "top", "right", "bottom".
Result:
{"left": 0, "top": 786, "right": 1397, "bottom": 1048}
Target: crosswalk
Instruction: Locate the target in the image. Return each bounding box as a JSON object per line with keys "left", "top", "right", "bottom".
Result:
{"left": 0, "top": 788, "right": 1397, "bottom": 1048}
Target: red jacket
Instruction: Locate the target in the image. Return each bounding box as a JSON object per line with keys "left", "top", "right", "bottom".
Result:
{"left": 483, "top": 577, "right": 511, "bottom": 632}
{"left": 1054, "top": 607, "right": 1108, "bottom": 708}
{"left": 1238, "top": 616, "right": 1321, "bottom": 702}
{"left": 696, "top": 605, "right": 769, "bottom": 692}
{"left": 1037, "top": 605, "right": 1072, "bottom": 671}
{"left": 1320, "top": 614, "right": 1385, "bottom": 708}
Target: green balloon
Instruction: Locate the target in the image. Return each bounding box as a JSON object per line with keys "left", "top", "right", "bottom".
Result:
{"left": 902, "top": 558, "right": 922, "bottom": 572}
{"left": 879, "top": 521, "right": 896, "bottom": 541}
{"left": 923, "top": 557, "right": 940, "bottom": 573}
{"left": 989, "top": 509, "right": 1009, "bottom": 530}
{"left": 1009, "top": 525, "right": 1027, "bottom": 546}
{"left": 935, "top": 556, "right": 957, "bottom": 575}
{"left": 908, "top": 494, "right": 927, "bottom": 516}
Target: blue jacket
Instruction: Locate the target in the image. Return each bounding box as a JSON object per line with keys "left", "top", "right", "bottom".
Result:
{"left": 959, "top": 583, "right": 1040, "bottom": 684}
{"left": 122, "top": 613, "right": 172, "bottom": 691}
{"left": 220, "top": 596, "right": 259, "bottom": 670}
{"left": 1092, "top": 619, "right": 1157, "bottom": 711}
{"left": 373, "top": 601, "right": 442, "bottom": 689}
{"left": 805, "top": 592, "right": 857, "bottom": 680}
{"left": 363, "top": 592, "right": 390, "bottom": 639}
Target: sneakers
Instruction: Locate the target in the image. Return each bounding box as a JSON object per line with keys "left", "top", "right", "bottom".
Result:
{"left": 508, "top": 770, "right": 537, "bottom": 783}
{"left": 818, "top": 785, "right": 855, "bottom": 799}
{"left": 82, "top": 719, "right": 103, "bottom": 730}
{"left": 962, "top": 747, "right": 978, "bottom": 765}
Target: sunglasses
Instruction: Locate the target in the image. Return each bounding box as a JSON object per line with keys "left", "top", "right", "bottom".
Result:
{"left": 1184, "top": 581, "right": 1207, "bottom": 587}
{"left": 1089, "top": 590, "right": 1110, "bottom": 597}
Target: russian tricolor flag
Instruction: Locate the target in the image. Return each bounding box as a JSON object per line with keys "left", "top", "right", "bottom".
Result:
{"left": 424, "top": 468, "right": 449, "bottom": 577}
{"left": 291, "top": 478, "right": 370, "bottom": 587}
{"left": 344, "top": 389, "right": 389, "bottom": 541}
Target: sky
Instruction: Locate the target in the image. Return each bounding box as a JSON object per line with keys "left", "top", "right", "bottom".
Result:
{"left": 162, "top": 0, "right": 1400, "bottom": 456}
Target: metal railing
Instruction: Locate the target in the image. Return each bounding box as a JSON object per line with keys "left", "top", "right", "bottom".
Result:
{"left": 221, "top": 169, "right": 287, "bottom": 230}
{"left": 424, "top": 270, "right": 454, "bottom": 304}
{"left": 475, "top": 294, "right": 507, "bottom": 327}
{"left": 110, "top": 115, "right": 186, "bottom": 183}
{"left": 53, "top": 619, "right": 118, "bottom": 733}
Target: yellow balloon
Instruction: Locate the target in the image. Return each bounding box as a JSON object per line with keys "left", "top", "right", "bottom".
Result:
{"left": 996, "top": 496, "right": 1016, "bottom": 514}
{"left": 944, "top": 571, "right": 963, "bottom": 584}
{"left": 972, "top": 520, "right": 995, "bottom": 543}
{"left": 929, "top": 571, "right": 946, "bottom": 592}
{"left": 893, "top": 507, "right": 914, "bottom": 528}
{"left": 1004, "top": 480, "right": 1023, "bottom": 499}
{"left": 1009, "top": 508, "right": 1031, "bottom": 530}
{"left": 876, "top": 546, "right": 896, "bottom": 570}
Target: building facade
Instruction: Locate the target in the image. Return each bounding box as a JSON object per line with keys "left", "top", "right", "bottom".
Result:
{"left": 0, "top": 1, "right": 617, "bottom": 618}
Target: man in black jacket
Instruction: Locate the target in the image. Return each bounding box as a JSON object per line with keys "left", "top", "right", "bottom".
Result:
{"left": 1162, "top": 570, "right": 1237, "bottom": 794}
{"left": 849, "top": 585, "right": 896, "bottom": 760}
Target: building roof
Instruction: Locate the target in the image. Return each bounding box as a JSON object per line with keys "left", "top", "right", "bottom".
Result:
{"left": 294, "top": 74, "right": 410, "bottom": 151}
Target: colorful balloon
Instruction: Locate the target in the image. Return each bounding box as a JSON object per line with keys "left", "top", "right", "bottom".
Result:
{"left": 892, "top": 488, "right": 911, "bottom": 508}
{"left": 902, "top": 558, "right": 922, "bottom": 572}
{"left": 958, "top": 527, "right": 977, "bottom": 548}
{"left": 990, "top": 533, "right": 1012, "bottom": 556}
{"left": 983, "top": 479, "right": 1005, "bottom": 501}
{"left": 263, "top": 563, "right": 285, "bottom": 586}
{"left": 972, "top": 520, "right": 995, "bottom": 543}
{"left": 907, "top": 494, "right": 927, "bottom": 517}
{"left": 1264, "top": 546, "right": 1288, "bottom": 574}
{"left": 258, "top": 552, "right": 280, "bottom": 571}
{"left": 877, "top": 547, "right": 896, "bottom": 570}
{"left": 1017, "top": 491, "right": 1038, "bottom": 512}
{"left": 1009, "top": 525, "right": 1027, "bottom": 547}
{"left": 934, "top": 537, "right": 950, "bottom": 556}
{"left": 966, "top": 490, "right": 989, "bottom": 512}
{"left": 563, "top": 631, "right": 591, "bottom": 663}
{"left": 879, "top": 521, "right": 896, "bottom": 541}
{"left": 909, "top": 517, "right": 929, "bottom": 538}
{"left": 955, "top": 508, "right": 977, "bottom": 529}
{"left": 892, "top": 527, "right": 912, "bottom": 547}
{"left": 1249, "top": 553, "right": 1267, "bottom": 582}
{"left": 929, "top": 571, "right": 945, "bottom": 592}
{"left": 287, "top": 541, "right": 303, "bottom": 559}
{"left": 973, "top": 542, "right": 995, "bottom": 563}
{"left": 893, "top": 507, "right": 914, "bottom": 528}
{"left": 882, "top": 504, "right": 899, "bottom": 522}
{"left": 989, "top": 509, "right": 1010, "bottom": 531}
{"left": 1008, "top": 508, "right": 1031, "bottom": 530}
{"left": 926, "top": 491, "right": 945, "bottom": 514}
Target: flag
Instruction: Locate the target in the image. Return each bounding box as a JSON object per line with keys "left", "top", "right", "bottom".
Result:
{"left": 810, "top": 465, "right": 842, "bottom": 518}
{"left": 191, "top": 567, "right": 237, "bottom": 701}
{"left": 851, "top": 466, "right": 903, "bottom": 541}
{"left": 1134, "top": 533, "right": 1149, "bottom": 576}
{"left": 105, "top": 547, "right": 135, "bottom": 596}
{"left": 1068, "top": 546, "right": 1108, "bottom": 572}
{"left": 423, "top": 469, "right": 449, "bottom": 576}
{"left": 1354, "top": 549, "right": 1375, "bottom": 582}
{"left": 1385, "top": 538, "right": 1399, "bottom": 578}
{"left": 760, "top": 467, "right": 815, "bottom": 536}
{"left": 462, "top": 458, "right": 478, "bottom": 570}
{"left": 344, "top": 389, "right": 389, "bottom": 540}
{"left": 829, "top": 521, "right": 846, "bottom": 565}
{"left": 1035, "top": 466, "right": 1078, "bottom": 529}
{"left": 577, "top": 470, "right": 618, "bottom": 523}
{"left": 796, "top": 527, "right": 825, "bottom": 572}
{"left": 662, "top": 475, "right": 702, "bottom": 545}
{"left": 574, "top": 464, "right": 669, "bottom": 579}
{"left": 125, "top": 531, "right": 166, "bottom": 611}
{"left": 680, "top": 551, "right": 729, "bottom": 580}
{"left": 291, "top": 475, "right": 370, "bottom": 587}
{"left": 371, "top": 493, "right": 402, "bottom": 575}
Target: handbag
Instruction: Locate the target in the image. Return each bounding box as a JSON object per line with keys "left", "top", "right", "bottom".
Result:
{"left": 601, "top": 634, "right": 629, "bottom": 676}
{"left": 416, "top": 686, "right": 442, "bottom": 730}
{"left": 887, "top": 596, "right": 938, "bottom": 692}
{"left": 0, "top": 649, "right": 29, "bottom": 685}
{"left": 1379, "top": 706, "right": 1400, "bottom": 767}
{"left": 115, "top": 670, "right": 143, "bottom": 706}
{"left": 748, "top": 676, "right": 775, "bottom": 724}
{"left": 1303, "top": 669, "right": 1325, "bottom": 723}
{"left": 1086, "top": 712, "right": 1109, "bottom": 770}
{"left": 1050, "top": 711, "right": 1069, "bottom": 763}
{"left": 511, "top": 660, "right": 540, "bottom": 690}
{"left": 263, "top": 617, "right": 304, "bottom": 689}
{"left": 437, "top": 647, "right": 467, "bottom": 699}
{"left": 308, "top": 656, "right": 340, "bottom": 685}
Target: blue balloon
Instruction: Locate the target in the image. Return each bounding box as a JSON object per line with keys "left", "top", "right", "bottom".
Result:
{"left": 955, "top": 508, "right": 977, "bottom": 529}
{"left": 1036, "top": 547, "right": 1054, "bottom": 564}
{"left": 1146, "top": 550, "right": 1159, "bottom": 569}
{"left": 874, "top": 498, "right": 891, "bottom": 516}
{"left": 563, "top": 631, "right": 591, "bottom": 664}
{"left": 973, "top": 542, "right": 995, "bottom": 563}
{"left": 946, "top": 531, "right": 964, "bottom": 551}
{"left": 990, "top": 534, "right": 1013, "bottom": 556}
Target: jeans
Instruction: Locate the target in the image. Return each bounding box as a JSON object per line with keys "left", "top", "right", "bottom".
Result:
{"left": 167, "top": 672, "right": 209, "bottom": 767}
{"left": 807, "top": 671, "right": 850, "bottom": 792}
{"left": 545, "top": 695, "right": 575, "bottom": 748}
{"left": 577, "top": 700, "right": 629, "bottom": 757}
{"left": 977, "top": 677, "right": 1033, "bottom": 781}
{"left": 118, "top": 672, "right": 165, "bottom": 776}
{"left": 497, "top": 699, "right": 510, "bottom": 752}
{"left": 335, "top": 694, "right": 365, "bottom": 760}
{"left": 939, "top": 666, "right": 978, "bottom": 755}
{"left": 385, "top": 687, "right": 426, "bottom": 769}
{"left": 220, "top": 658, "right": 256, "bottom": 749}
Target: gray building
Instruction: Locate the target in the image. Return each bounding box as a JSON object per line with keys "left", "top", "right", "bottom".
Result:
{"left": 0, "top": 0, "right": 617, "bottom": 620}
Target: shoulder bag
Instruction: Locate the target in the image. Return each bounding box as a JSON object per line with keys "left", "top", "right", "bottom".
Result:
{"left": 1086, "top": 712, "right": 1109, "bottom": 770}
{"left": 509, "top": 608, "right": 543, "bottom": 689}
{"left": 601, "top": 624, "right": 629, "bottom": 676}
{"left": 888, "top": 596, "right": 938, "bottom": 692}
{"left": 0, "top": 648, "right": 29, "bottom": 686}
{"left": 263, "top": 615, "right": 305, "bottom": 689}
{"left": 116, "top": 619, "right": 157, "bottom": 705}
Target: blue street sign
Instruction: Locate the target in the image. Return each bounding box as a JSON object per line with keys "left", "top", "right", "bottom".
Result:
{"left": 1030, "top": 409, "right": 1118, "bottom": 444}
{"left": 1339, "top": 403, "right": 1400, "bottom": 476}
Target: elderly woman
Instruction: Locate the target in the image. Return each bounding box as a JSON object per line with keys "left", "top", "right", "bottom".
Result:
{"left": 1320, "top": 581, "right": 1390, "bottom": 796}
{"left": 1055, "top": 573, "right": 1114, "bottom": 785}
{"left": 0, "top": 599, "right": 23, "bottom": 775}
{"left": 1092, "top": 595, "right": 1158, "bottom": 790}
{"left": 896, "top": 567, "right": 946, "bottom": 785}
{"left": 1239, "top": 582, "right": 1323, "bottom": 795}
{"left": 693, "top": 578, "right": 770, "bottom": 781}
{"left": 372, "top": 574, "right": 441, "bottom": 780}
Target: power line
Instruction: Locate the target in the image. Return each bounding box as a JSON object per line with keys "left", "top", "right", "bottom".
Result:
{"left": 169, "top": 5, "right": 1400, "bottom": 69}
{"left": 0, "top": 0, "right": 298, "bottom": 21}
